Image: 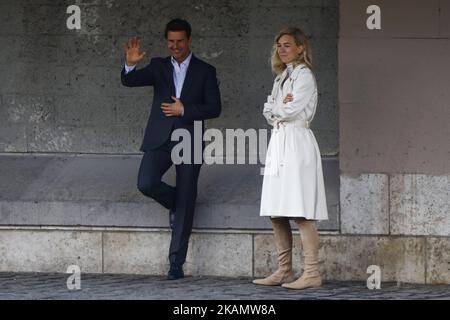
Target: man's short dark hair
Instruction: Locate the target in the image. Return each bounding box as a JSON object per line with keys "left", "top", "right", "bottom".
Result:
{"left": 165, "top": 19, "right": 192, "bottom": 38}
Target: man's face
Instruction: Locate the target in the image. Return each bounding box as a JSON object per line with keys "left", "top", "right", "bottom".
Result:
{"left": 166, "top": 31, "right": 192, "bottom": 63}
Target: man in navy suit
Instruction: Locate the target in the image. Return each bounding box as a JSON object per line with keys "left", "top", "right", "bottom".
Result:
{"left": 121, "top": 19, "right": 221, "bottom": 280}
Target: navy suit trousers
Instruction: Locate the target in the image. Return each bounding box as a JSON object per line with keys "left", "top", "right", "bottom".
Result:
{"left": 137, "top": 138, "right": 202, "bottom": 269}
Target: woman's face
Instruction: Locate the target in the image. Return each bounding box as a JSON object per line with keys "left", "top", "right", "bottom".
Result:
{"left": 277, "top": 34, "right": 304, "bottom": 64}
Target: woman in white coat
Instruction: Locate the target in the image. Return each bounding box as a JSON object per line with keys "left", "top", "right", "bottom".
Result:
{"left": 253, "top": 27, "right": 328, "bottom": 290}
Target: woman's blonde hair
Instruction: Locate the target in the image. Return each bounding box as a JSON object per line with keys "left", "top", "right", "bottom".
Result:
{"left": 271, "top": 27, "right": 313, "bottom": 75}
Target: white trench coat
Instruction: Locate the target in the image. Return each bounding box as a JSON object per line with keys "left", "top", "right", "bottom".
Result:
{"left": 260, "top": 63, "right": 328, "bottom": 220}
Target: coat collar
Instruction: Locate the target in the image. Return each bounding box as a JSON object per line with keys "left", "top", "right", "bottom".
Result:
{"left": 279, "top": 63, "right": 307, "bottom": 80}
{"left": 277, "top": 62, "right": 306, "bottom": 82}
{"left": 290, "top": 62, "right": 307, "bottom": 80}
{"left": 170, "top": 52, "right": 193, "bottom": 69}
{"left": 272, "top": 63, "right": 308, "bottom": 98}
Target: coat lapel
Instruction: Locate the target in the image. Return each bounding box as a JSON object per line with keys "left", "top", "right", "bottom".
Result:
{"left": 163, "top": 57, "right": 176, "bottom": 97}
{"left": 274, "top": 68, "right": 288, "bottom": 98}
{"left": 180, "top": 54, "right": 197, "bottom": 101}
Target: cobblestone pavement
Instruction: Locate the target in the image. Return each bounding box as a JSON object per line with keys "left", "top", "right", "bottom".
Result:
{"left": 0, "top": 272, "right": 449, "bottom": 300}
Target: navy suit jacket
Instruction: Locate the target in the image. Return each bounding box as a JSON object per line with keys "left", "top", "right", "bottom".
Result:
{"left": 121, "top": 54, "right": 221, "bottom": 152}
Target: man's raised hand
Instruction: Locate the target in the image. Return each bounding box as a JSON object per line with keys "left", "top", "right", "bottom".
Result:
{"left": 123, "top": 36, "right": 146, "bottom": 66}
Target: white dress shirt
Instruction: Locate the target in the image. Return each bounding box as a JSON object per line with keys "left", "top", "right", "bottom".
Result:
{"left": 170, "top": 52, "right": 192, "bottom": 98}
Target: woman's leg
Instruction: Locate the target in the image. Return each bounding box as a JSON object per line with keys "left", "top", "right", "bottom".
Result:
{"left": 253, "top": 217, "right": 296, "bottom": 285}
{"left": 282, "top": 218, "right": 322, "bottom": 289}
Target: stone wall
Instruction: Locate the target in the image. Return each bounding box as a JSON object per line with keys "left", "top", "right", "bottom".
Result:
{"left": 0, "top": 0, "right": 338, "bottom": 154}
{"left": 337, "top": 0, "right": 450, "bottom": 284}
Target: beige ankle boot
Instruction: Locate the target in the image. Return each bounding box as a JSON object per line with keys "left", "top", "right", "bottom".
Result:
{"left": 282, "top": 219, "right": 322, "bottom": 290}
{"left": 253, "top": 218, "right": 295, "bottom": 286}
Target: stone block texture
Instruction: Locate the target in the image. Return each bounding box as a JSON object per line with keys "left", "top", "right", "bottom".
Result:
{"left": 0, "top": 0, "right": 338, "bottom": 155}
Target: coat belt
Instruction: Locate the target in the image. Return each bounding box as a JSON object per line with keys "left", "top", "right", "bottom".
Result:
{"left": 265, "top": 119, "right": 310, "bottom": 177}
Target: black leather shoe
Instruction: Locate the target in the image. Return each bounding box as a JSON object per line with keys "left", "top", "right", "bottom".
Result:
{"left": 169, "top": 209, "right": 175, "bottom": 229}
{"left": 167, "top": 268, "right": 184, "bottom": 280}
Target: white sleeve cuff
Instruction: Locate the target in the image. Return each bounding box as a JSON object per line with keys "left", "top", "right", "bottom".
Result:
{"left": 124, "top": 64, "right": 136, "bottom": 74}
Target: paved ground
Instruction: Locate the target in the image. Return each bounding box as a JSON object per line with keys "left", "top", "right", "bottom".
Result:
{"left": 0, "top": 272, "right": 449, "bottom": 300}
